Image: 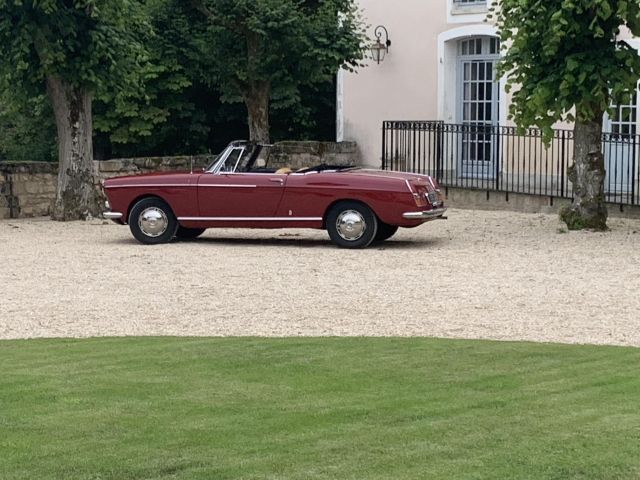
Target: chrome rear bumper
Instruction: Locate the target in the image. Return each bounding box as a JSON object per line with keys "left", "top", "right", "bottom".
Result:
{"left": 403, "top": 208, "right": 448, "bottom": 220}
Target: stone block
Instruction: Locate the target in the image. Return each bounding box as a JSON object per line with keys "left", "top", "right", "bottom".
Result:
{"left": 42, "top": 182, "right": 57, "bottom": 194}
{"left": 323, "top": 154, "right": 352, "bottom": 165}
{"left": 195, "top": 156, "right": 214, "bottom": 168}
{"left": 5, "top": 162, "right": 57, "bottom": 175}
{"left": 24, "top": 181, "right": 43, "bottom": 195}
{"left": 32, "top": 202, "right": 53, "bottom": 216}
{"left": 33, "top": 173, "right": 56, "bottom": 184}
{"left": 321, "top": 141, "right": 356, "bottom": 154}
{"left": 10, "top": 181, "right": 26, "bottom": 195}
{"left": 98, "top": 160, "right": 128, "bottom": 173}
{"left": 0, "top": 207, "right": 10, "bottom": 219}
{"left": 273, "top": 141, "right": 321, "bottom": 155}
{"left": 161, "top": 156, "right": 187, "bottom": 167}
{"left": 134, "top": 157, "right": 163, "bottom": 170}
{"left": 20, "top": 205, "right": 34, "bottom": 217}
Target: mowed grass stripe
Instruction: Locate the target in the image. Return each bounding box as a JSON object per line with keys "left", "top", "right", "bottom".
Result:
{"left": 1, "top": 337, "right": 639, "bottom": 480}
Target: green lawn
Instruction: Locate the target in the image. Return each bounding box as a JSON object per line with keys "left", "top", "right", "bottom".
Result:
{"left": 1, "top": 338, "right": 639, "bottom": 480}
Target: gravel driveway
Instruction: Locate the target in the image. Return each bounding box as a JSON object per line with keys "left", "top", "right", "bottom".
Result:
{"left": 1, "top": 209, "right": 639, "bottom": 346}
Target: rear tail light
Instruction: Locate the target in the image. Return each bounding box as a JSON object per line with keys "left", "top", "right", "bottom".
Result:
{"left": 413, "top": 193, "right": 427, "bottom": 207}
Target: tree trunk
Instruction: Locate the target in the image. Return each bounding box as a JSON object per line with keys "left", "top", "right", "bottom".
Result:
{"left": 560, "top": 117, "right": 608, "bottom": 230}
{"left": 244, "top": 81, "right": 271, "bottom": 144}
{"left": 46, "top": 76, "right": 101, "bottom": 221}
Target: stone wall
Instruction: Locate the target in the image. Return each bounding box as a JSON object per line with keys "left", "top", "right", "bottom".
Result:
{"left": 0, "top": 156, "right": 215, "bottom": 219}
{"left": 0, "top": 141, "right": 359, "bottom": 219}
{"left": 0, "top": 163, "right": 58, "bottom": 219}
{"left": 96, "top": 154, "right": 214, "bottom": 178}
{"left": 267, "top": 141, "right": 359, "bottom": 170}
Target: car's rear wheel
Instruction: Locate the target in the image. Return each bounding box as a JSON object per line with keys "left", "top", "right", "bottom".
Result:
{"left": 326, "top": 201, "right": 378, "bottom": 249}
{"left": 175, "top": 226, "right": 206, "bottom": 240}
{"left": 129, "top": 197, "right": 178, "bottom": 245}
{"left": 374, "top": 223, "right": 399, "bottom": 242}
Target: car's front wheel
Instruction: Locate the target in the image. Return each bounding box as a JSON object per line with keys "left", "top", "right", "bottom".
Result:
{"left": 129, "top": 197, "right": 178, "bottom": 245}
{"left": 326, "top": 201, "right": 378, "bottom": 249}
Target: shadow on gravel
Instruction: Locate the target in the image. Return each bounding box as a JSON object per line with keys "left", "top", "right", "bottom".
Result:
{"left": 185, "top": 236, "right": 331, "bottom": 248}
{"left": 176, "top": 236, "right": 445, "bottom": 250}
{"left": 101, "top": 234, "right": 446, "bottom": 250}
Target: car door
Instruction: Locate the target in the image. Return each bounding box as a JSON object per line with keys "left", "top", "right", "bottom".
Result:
{"left": 197, "top": 172, "right": 287, "bottom": 219}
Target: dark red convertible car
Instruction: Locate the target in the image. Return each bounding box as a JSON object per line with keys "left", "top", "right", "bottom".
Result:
{"left": 103, "top": 141, "right": 447, "bottom": 248}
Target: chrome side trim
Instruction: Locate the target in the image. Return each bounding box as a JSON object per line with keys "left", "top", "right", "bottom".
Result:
{"left": 402, "top": 208, "right": 448, "bottom": 220}
{"left": 199, "top": 184, "right": 257, "bottom": 188}
{"left": 103, "top": 211, "right": 124, "bottom": 220}
{"left": 177, "top": 216, "right": 322, "bottom": 222}
{"left": 105, "top": 183, "right": 264, "bottom": 189}
{"left": 104, "top": 184, "right": 194, "bottom": 189}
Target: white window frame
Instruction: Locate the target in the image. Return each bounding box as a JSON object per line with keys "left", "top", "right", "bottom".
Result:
{"left": 437, "top": 25, "right": 507, "bottom": 127}
{"left": 447, "top": 0, "right": 489, "bottom": 24}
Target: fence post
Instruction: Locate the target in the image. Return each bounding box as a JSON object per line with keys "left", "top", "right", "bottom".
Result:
{"left": 560, "top": 130, "right": 566, "bottom": 198}
{"left": 381, "top": 121, "right": 387, "bottom": 170}
{"left": 495, "top": 125, "right": 500, "bottom": 191}
{"left": 632, "top": 133, "right": 637, "bottom": 206}
{"left": 436, "top": 122, "right": 443, "bottom": 181}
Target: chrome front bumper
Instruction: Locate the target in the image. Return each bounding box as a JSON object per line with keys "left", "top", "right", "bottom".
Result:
{"left": 402, "top": 207, "right": 448, "bottom": 220}
{"left": 103, "top": 211, "right": 124, "bottom": 220}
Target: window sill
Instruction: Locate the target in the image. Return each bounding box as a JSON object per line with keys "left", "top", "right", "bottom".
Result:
{"left": 451, "top": 5, "right": 488, "bottom": 16}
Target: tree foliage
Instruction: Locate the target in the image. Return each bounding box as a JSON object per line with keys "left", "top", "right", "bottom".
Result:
{"left": 492, "top": 0, "right": 640, "bottom": 231}
{"left": 92, "top": 0, "right": 202, "bottom": 155}
{"left": 169, "top": 0, "right": 368, "bottom": 142}
{"left": 0, "top": 0, "right": 150, "bottom": 96}
{"left": 492, "top": 0, "right": 640, "bottom": 137}
{"left": 90, "top": 0, "right": 355, "bottom": 157}
{"left": 0, "top": 88, "right": 56, "bottom": 162}
{"left": 0, "top": 0, "right": 153, "bottom": 219}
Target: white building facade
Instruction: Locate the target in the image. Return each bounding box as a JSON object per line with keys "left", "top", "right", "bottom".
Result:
{"left": 340, "top": 0, "right": 640, "bottom": 174}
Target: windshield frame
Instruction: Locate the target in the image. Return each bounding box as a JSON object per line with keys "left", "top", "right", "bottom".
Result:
{"left": 206, "top": 145, "right": 247, "bottom": 174}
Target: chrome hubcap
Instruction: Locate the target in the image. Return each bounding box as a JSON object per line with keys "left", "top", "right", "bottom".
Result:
{"left": 336, "top": 210, "right": 366, "bottom": 241}
{"left": 138, "top": 207, "right": 168, "bottom": 237}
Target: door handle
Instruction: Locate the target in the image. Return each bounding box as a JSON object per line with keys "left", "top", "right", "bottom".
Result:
{"left": 269, "top": 178, "right": 284, "bottom": 184}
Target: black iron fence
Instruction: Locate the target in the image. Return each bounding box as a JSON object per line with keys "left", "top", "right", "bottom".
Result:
{"left": 382, "top": 121, "right": 640, "bottom": 206}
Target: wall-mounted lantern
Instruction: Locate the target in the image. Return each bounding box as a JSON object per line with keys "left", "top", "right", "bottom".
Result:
{"left": 370, "top": 25, "right": 391, "bottom": 64}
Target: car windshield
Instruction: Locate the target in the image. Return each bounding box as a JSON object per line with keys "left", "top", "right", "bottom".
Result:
{"left": 207, "top": 144, "right": 254, "bottom": 173}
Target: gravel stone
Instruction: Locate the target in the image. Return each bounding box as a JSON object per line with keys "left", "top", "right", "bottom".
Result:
{"left": 1, "top": 209, "right": 639, "bottom": 346}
